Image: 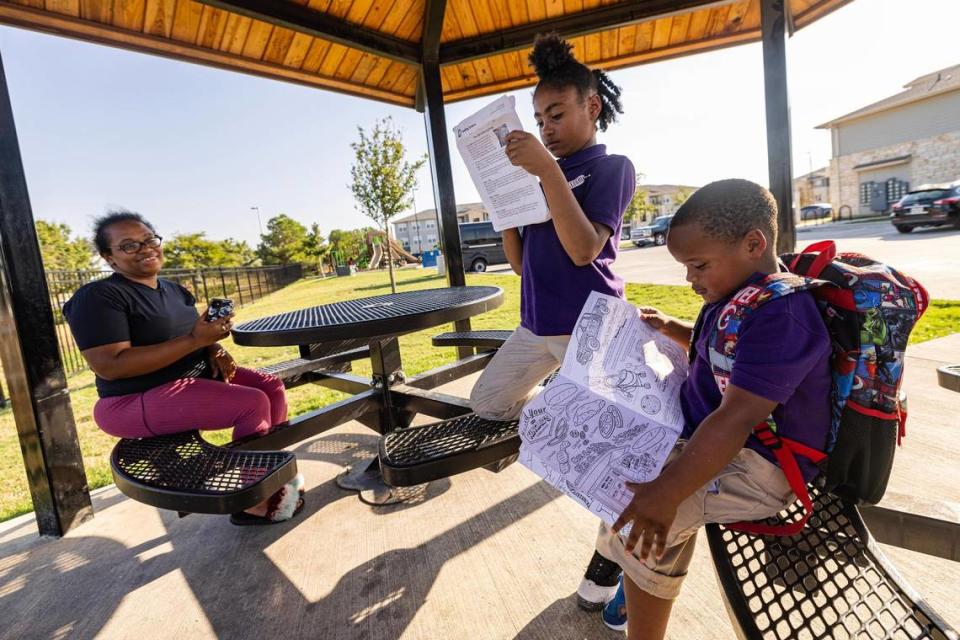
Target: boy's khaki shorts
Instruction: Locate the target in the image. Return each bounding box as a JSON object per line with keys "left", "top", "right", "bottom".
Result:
{"left": 470, "top": 325, "right": 570, "bottom": 420}
{"left": 595, "top": 441, "right": 795, "bottom": 600}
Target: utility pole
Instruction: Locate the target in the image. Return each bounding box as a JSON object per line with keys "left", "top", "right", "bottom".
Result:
{"left": 250, "top": 206, "right": 263, "bottom": 236}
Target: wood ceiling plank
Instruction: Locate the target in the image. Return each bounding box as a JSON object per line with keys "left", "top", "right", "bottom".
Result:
{"left": 742, "top": 0, "right": 761, "bottom": 28}
{"left": 633, "top": 18, "right": 654, "bottom": 51}
{"left": 526, "top": 0, "right": 546, "bottom": 22}
{"left": 393, "top": 0, "right": 422, "bottom": 39}
{"left": 219, "top": 11, "right": 249, "bottom": 53}
{"left": 440, "top": 62, "right": 463, "bottom": 91}
{"left": 468, "top": 0, "right": 496, "bottom": 35}
{"left": 501, "top": 0, "right": 528, "bottom": 29}
{"left": 723, "top": 0, "right": 748, "bottom": 33}
{"left": 170, "top": 0, "right": 203, "bottom": 44}
{"left": 143, "top": 0, "right": 173, "bottom": 37}
{"left": 282, "top": 32, "right": 314, "bottom": 68}
{"left": 668, "top": 10, "right": 691, "bottom": 45}
{"left": 360, "top": 53, "right": 392, "bottom": 85}
{"left": 379, "top": 0, "right": 413, "bottom": 37}
{"left": 544, "top": 0, "right": 562, "bottom": 19}
{"left": 563, "top": 0, "right": 584, "bottom": 15}
{"left": 332, "top": 45, "right": 364, "bottom": 79}
{"left": 43, "top": 0, "right": 80, "bottom": 17}
{"left": 300, "top": 38, "right": 332, "bottom": 72}
{"left": 318, "top": 41, "right": 349, "bottom": 75}
{"left": 357, "top": 0, "right": 389, "bottom": 32}
{"left": 79, "top": 0, "right": 111, "bottom": 22}
{"left": 651, "top": 15, "right": 672, "bottom": 48}
{"left": 686, "top": 4, "right": 711, "bottom": 40}
{"left": 449, "top": 0, "right": 478, "bottom": 37}
{"left": 17, "top": 0, "right": 45, "bottom": 8}
{"left": 239, "top": 17, "right": 273, "bottom": 59}
{"left": 486, "top": 51, "right": 509, "bottom": 82}
{"left": 112, "top": 0, "right": 145, "bottom": 31}
{"left": 345, "top": 0, "right": 374, "bottom": 24}
{"left": 600, "top": 28, "right": 617, "bottom": 58}
{"left": 584, "top": 31, "right": 600, "bottom": 63}
{"left": 325, "top": 0, "right": 350, "bottom": 20}
{"left": 502, "top": 48, "right": 524, "bottom": 78}
{"left": 262, "top": 25, "right": 297, "bottom": 64}
{"left": 616, "top": 24, "right": 637, "bottom": 59}
{"left": 197, "top": 5, "right": 230, "bottom": 47}
{"left": 704, "top": 3, "right": 732, "bottom": 36}
{"left": 347, "top": 50, "right": 379, "bottom": 83}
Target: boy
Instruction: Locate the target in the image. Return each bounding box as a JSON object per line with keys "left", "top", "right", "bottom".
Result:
{"left": 597, "top": 179, "right": 832, "bottom": 638}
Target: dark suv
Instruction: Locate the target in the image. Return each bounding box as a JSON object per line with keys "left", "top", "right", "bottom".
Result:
{"left": 460, "top": 221, "right": 506, "bottom": 272}
{"left": 891, "top": 182, "right": 960, "bottom": 233}
{"left": 631, "top": 215, "right": 673, "bottom": 247}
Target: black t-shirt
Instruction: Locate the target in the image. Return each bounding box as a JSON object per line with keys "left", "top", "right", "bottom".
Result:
{"left": 63, "top": 273, "right": 212, "bottom": 398}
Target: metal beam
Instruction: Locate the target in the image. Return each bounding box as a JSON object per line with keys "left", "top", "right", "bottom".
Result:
{"left": 761, "top": 0, "right": 796, "bottom": 254}
{"left": 439, "top": 0, "right": 724, "bottom": 64}
{"left": 860, "top": 504, "right": 960, "bottom": 562}
{"left": 421, "top": 0, "right": 471, "bottom": 356}
{"left": 0, "top": 51, "right": 92, "bottom": 536}
{"left": 197, "top": 0, "right": 420, "bottom": 65}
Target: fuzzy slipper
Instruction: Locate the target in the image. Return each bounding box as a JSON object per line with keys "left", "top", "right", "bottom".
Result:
{"left": 230, "top": 474, "right": 306, "bottom": 526}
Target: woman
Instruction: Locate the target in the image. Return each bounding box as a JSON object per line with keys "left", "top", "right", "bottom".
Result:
{"left": 64, "top": 210, "right": 303, "bottom": 525}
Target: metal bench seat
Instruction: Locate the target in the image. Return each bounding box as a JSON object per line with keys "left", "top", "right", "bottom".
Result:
{"left": 707, "top": 486, "right": 957, "bottom": 640}
{"left": 379, "top": 414, "right": 520, "bottom": 487}
{"left": 110, "top": 431, "right": 297, "bottom": 514}
{"left": 431, "top": 330, "right": 513, "bottom": 349}
{"left": 257, "top": 345, "right": 370, "bottom": 388}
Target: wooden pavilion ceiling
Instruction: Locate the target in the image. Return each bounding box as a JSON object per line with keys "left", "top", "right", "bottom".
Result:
{"left": 0, "top": 0, "right": 851, "bottom": 107}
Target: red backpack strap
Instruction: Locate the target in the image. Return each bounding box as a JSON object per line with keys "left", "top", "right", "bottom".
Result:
{"left": 789, "top": 240, "right": 837, "bottom": 278}
{"left": 727, "top": 423, "right": 825, "bottom": 537}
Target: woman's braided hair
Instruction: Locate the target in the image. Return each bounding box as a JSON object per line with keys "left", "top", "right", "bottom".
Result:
{"left": 528, "top": 32, "right": 624, "bottom": 131}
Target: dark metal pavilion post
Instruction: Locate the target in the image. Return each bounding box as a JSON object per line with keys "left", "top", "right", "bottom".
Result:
{"left": 420, "top": 0, "right": 472, "bottom": 358}
{"left": 761, "top": 0, "right": 796, "bottom": 254}
{"left": 0, "top": 52, "right": 92, "bottom": 536}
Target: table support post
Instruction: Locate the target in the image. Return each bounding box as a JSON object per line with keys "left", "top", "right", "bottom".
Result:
{"left": 369, "top": 337, "right": 413, "bottom": 433}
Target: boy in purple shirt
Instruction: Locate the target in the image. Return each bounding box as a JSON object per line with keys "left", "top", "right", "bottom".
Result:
{"left": 470, "top": 34, "right": 635, "bottom": 422}
{"left": 595, "top": 179, "right": 831, "bottom": 638}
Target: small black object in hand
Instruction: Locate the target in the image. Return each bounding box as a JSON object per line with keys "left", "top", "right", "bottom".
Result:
{"left": 207, "top": 298, "right": 234, "bottom": 321}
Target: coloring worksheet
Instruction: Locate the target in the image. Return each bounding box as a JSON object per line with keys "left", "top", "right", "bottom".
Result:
{"left": 518, "top": 292, "right": 690, "bottom": 528}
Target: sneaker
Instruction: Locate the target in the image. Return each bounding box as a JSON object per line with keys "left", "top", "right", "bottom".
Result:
{"left": 601, "top": 576, "right": 627, "bottom": 632}
{"left": 576, "top": 550, "right": 622, "bottom": 610}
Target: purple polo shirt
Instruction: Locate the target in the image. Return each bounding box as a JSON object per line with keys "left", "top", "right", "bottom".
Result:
{"left": 680, "top": 275, "right": 832, "bottom": 480}
{"left": 520, "top": 144, "right": 635, "bottom": 336}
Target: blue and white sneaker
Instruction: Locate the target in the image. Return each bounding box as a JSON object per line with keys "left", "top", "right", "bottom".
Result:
{"left": 576, "top": 551, "right": 622, "bottom": 610}
{"left": 601, "top": 575, "right": 627, "bottom": 632}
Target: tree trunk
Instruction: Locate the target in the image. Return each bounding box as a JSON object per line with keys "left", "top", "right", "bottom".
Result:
{"left": 384, "top": 224, "right": 397, "bottom": 293}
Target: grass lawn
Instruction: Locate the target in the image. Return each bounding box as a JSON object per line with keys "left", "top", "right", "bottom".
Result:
{"left": 1, "top": 267, "right": 957, "bottom": 521}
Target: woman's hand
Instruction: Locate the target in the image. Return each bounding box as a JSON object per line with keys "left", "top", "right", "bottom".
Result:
{"left": 191, "top": 310, "right": 233, "bottom": 347}
{"left": 612, "top": 479, "right": 680, "bottom": 561}
{"left": 504, "top": 130, "right": 556, "bottom": 179}
{"left": 208, "top": 344, "right": 238, "bottom": 382}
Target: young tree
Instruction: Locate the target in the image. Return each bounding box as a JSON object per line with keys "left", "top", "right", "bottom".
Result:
{"left": 165, "top": 233, "right": 256, "bottom": 268}
{"left": 673, "top": 187, "right": 693, "bottom": 209}
{"left": 257, "top": 214, "right": 309, "bottom": 265}
{"left": 349, "top": 118, "right": 426, "bottom": 293}
{"left": 624, "top": 187, "right": 656, "bottom": 225}
{"left": 35, "top": 220, "right": 94, "bottom": 270}
{"left": 302, "top": 223, "right": 329, "bottom": 276}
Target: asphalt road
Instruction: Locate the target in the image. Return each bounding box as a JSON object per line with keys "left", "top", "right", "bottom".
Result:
{"left": 487, "top": 219, "right": 960, "bottom": 299}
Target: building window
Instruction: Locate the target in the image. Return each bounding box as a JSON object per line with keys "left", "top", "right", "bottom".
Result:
{"left": 427, "top": 235, "right": 437, "bottom": 245}
{"left": 426, "top": 220, "right": 436, "bottom": 229}
{"left": 859, "top": 182, "right": 873, "bottom": 205}
{"left": 886, "top": 178, "right": 908, "bottom": 203}
{"left": 397, "top": 223, "right": 406, "bottom": 233}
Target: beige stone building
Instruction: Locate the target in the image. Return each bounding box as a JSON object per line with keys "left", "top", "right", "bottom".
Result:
{"left": 793, "top": 166, "right": 831, "bottom": 207}
{"left": 391, "top": 202, "right": 488, "bottom": 254}
{"left": 818, "top": 63, "right": 960, "bottom": 217}
{"left": 636, "top": 184, "right": 698, "bottom": 221}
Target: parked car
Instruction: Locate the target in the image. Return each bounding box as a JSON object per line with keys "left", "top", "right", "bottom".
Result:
{"left": 631, "top": 215, "right": 673, "bottom": 247}
{"left": 800, "top": 203, "right": 833, "bottom": 221}
{"left": 891, "top": 182, "right": 960, "bottom": 233}
{"left": 460, "top": 221, "right": 506, "bottom": 272}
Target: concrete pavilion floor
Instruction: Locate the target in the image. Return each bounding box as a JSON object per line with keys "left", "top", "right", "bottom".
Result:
{"left": 0, "top": 336, "right": 958, "bottom": 639}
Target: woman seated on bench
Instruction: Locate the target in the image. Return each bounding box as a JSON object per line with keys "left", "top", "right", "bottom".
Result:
{"left": 64, "top": 210, "right": 304, "bottom": 526}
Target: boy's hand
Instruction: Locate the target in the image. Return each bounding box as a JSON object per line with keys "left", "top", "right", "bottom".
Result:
{"left": 639, "top": 307, "right": 672, "bottom": 335}
{"left": 613, "top": 479, "right": 680, "bottom": 561}
{"left": 504, "top": 130, "right": 556, "bottom": 178}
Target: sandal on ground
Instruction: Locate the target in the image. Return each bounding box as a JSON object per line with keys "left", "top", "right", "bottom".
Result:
{"left": 230, "top": 474, "right": 306, "bottom": 526}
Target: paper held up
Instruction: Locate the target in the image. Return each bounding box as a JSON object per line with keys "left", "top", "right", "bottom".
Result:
{"left": 452, "top": 95, "right": 551, "bottom": 231}
{"left": 518, "top": 292, "right": 690, "bottom": 529}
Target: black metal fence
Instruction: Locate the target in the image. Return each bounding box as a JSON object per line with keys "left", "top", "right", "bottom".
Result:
{"left": 46, "top": 264, "right": 304, "bottom": 376}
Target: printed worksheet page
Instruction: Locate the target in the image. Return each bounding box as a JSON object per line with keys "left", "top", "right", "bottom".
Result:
{"left": 518, "top": 292, "right": 689, "bottom": 528}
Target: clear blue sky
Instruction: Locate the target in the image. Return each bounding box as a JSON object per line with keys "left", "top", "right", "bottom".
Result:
{"left": 2, "top": 0, "right": 958, "bottom": 246}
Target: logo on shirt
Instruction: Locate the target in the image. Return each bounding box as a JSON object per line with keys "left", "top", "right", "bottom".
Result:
{"left": 567, "top": 173, "right": 590, "bottom": 189}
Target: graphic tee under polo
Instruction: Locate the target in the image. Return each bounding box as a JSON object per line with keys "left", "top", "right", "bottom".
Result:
{"left": 520, "top": 143, "right": 635, "bottom": 336}
{"left": 63, "top": 273, "right": 212, "bottom": 398}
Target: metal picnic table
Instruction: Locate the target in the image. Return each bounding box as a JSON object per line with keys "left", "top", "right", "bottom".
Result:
{"left": 230, "top": 285, "right": 505, "bottom": 503}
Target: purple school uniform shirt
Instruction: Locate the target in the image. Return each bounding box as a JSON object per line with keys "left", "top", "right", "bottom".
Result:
{"left": 680, "top": 274, "right": 832, "bottom": 480}
{"left": 520, "top": 144, "right": 635, "bottom": 336}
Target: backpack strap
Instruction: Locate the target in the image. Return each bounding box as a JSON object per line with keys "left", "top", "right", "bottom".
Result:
{"left": 707, "top": 274, "right": 829, "bottom": 536}
{"left": 727, "top": 422, "right": 826, "bottom": 536}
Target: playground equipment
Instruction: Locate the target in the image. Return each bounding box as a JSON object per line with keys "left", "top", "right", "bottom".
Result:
{"left": 367, "top": 230, "right": 420, "bottom": 270}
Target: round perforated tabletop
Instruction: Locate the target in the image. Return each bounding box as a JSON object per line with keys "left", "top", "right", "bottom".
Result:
{"left": 231, "top": 286, "right": 504, "bottom": 347}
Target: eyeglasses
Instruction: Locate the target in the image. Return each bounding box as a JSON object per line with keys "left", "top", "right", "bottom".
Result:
{"left": 115, "top": 236, "right": 163, "bottom": 254}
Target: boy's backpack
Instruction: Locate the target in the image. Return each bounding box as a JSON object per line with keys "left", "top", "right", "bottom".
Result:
{"left": 703, "top": 240, "right": 928, "bottom": 536}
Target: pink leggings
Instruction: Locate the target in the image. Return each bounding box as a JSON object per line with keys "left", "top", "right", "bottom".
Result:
{"left": 94, "top": 367, "right": 288, "bottom": 441}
